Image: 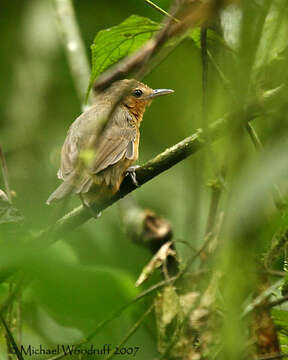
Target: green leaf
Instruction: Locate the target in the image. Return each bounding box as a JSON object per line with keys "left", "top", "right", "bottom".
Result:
{"left": 26, "top": 253, "right": 139, "bottom": 331}
{"left": 272, "top": 308, "right": 288, "bottom": 352}
{"left": 89, "top": 14, "right": 161, "bottom": 85}
{"left": 188, "top": 28, "right": 228, "bottom": 50}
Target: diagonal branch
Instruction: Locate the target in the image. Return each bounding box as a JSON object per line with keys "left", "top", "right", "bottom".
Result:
{"left": 45, "top": 84, "right": 284, "bottom": 241}
{"left": 1, "top": 316, "right": 24, "bottom": 360}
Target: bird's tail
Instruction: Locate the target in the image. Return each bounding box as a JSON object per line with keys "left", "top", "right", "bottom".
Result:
{"left": 46, "top": 181, "right": 74, "bottom": 205}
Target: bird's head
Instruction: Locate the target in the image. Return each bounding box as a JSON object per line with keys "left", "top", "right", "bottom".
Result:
{"left": 123, "top": 79, "right": 174, "bottom": 110}
{"left": 106, "top": 79, "right": 174, "bottom": 121}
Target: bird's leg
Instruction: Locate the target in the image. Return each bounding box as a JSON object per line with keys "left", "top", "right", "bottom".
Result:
{"left": 79, "top": 194, "right": 102, "bottom": 219}
{"left": 126, "top": 165, "right": 141, "bottom": 187}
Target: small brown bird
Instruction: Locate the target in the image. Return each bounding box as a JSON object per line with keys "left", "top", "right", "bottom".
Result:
{"left": 46, "top": 79, "right": 174, "bottom": 206}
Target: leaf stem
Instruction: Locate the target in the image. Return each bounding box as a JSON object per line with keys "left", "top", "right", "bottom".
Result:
{"left": 144, "top": 0, "right": 180, "bottom": 23}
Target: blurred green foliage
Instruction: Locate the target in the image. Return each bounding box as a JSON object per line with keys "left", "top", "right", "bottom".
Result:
{"left": 1, "top": 0, "right": 288, "bottom": 359}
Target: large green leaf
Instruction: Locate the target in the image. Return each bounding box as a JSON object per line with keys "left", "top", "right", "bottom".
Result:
{"left": 26, "top": 252, "right": 139, "bottom": 332}
{"left": 90, "top": 15, "right": 161, "bottom": 84}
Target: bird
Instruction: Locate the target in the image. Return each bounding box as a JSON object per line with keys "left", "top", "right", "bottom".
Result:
{"left": 46, "top": 79, "right": 174, "bottom": 206}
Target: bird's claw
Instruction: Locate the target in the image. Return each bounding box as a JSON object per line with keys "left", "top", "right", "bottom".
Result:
{"left": 94, "top": 211, "right": 102, "bottom": 219}
{"left": 126, "top": 165, "right": 140, "bottom": 187}
{"left": 85, "top": 205, "right": 102, "bottom": 219}
{"left": 80, "top": 194, "right": 102, "bottom": 219}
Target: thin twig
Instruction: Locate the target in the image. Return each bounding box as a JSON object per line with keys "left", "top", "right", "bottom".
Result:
{"left": 265, "top": 270, "right": 286, "bottom": 277}
{"left": 207, "top": 50, "right": 235, "bottom": 99}
{"left": 256, "top": 353, "right": 288, "bottom": 360}
{"left": 246, "top": 122, "right": 263, "bottom": 150}
{"left": 243, "top": 279, "right": 283, "bottom": 316}
{"left": 6, "top": 282, "right": 14, "bottom": 360}
{"left": 246, "top": 100, "right": 286, "bottom": 209}
{"left": 201, "top": 27, "right": 208, "bottom": 124}
{"left": 0, "top": 277, "right": 27, "bottom": 359}
{"left": 54, "top": 0, "right": 92, "bottom": 108}
{"left": 0, "top": 145, "right": 12, "bottom": 203}
{"left": 172, "top": 230, "right": 214, "bottom": 284}
{"left": 144, "top": 0, "right": 180, "bottom": 23}
{"left": 205, "top": 180, "right": 223, "bottom": 236}
{"left": 104, "top": 304, "right": 154, "bottom": 360}
{"left": 1, "top": 316, "right": 24, "bottom": 360}
{"left": 268, "top": 294, "right": 288, "bottom": 309}
{"left": 47, "top": 277, "right": 176, "bottom": 360}
{"left": 172, "top": 239, "right": 197, "bottom": 252}
{"left": 0, "top": 278, "right": 25, "bottom": 318}
{"left": 246, "top": 115, "right": 286, "bottom": 218}
{"left": 198, "top": 181, "right": 223, "bottom": 265}
{"left": 85, "top": 277, "right": 177, "bottom": 344}
{"left": 16, "top": 294, "right": 22, "bottom": 347}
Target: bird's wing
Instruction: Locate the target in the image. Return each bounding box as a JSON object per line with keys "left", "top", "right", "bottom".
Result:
{"left": 58, "top": 104, "right": 137, "bottom": 179}
{"left": 57, "top": 129, "right": 79, "bottom": 180}
{"left": 90, "top": 109, "right": 137, "bottom": 174}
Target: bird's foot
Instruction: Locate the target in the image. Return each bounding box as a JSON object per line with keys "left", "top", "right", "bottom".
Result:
{"left": 80, "top": 195, "right": 102, "bottom": 219}
{"left": 85, "top": 204, "right": 102, "bottom": 219}
{"left": 126, "top": 165, "right": 140, "bottom": 187}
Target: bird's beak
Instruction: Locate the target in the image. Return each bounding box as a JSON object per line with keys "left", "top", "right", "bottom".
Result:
{"left": 148, "top": 88, "right": 174, "bottom": 98}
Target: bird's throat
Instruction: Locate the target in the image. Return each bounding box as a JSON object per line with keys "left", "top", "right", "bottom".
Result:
{"left": 125, "top": 102, "right": 147, "bottom": 125}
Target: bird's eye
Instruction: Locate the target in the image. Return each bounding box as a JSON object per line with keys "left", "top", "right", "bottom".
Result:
{"left": 133, "top": 89, "right": 143, "bottom": 98}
